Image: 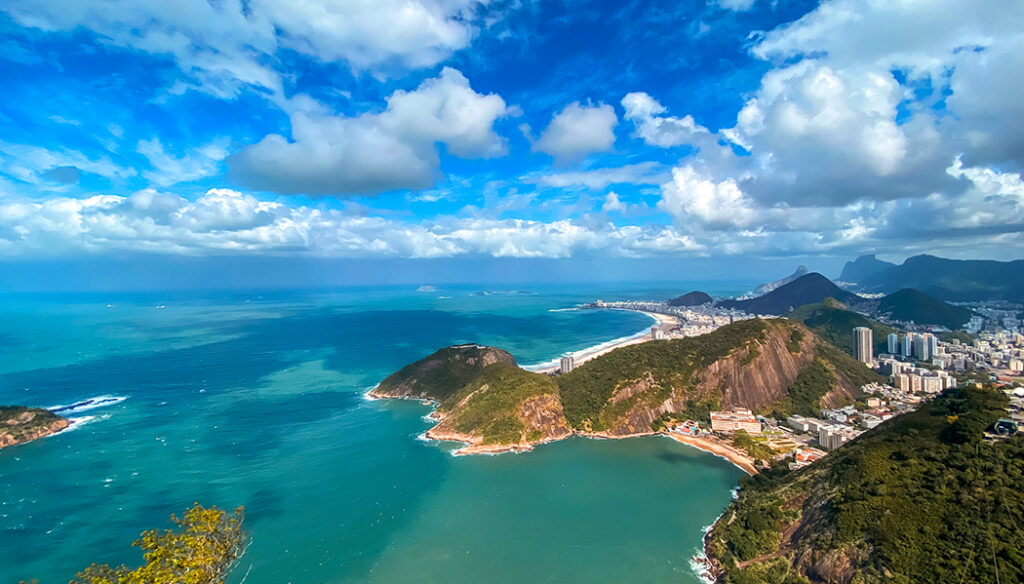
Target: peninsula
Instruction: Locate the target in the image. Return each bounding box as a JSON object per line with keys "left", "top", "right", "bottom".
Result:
{"left": 0, "top": 406, "right": 69, "bottom": 449}
{"left": 371, "top": 318, "right": 877, "bottom": 464}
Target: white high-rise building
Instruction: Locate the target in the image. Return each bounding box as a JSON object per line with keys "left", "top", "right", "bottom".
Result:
{"left": 559, "top": 354, "right": 575, "bottom": 374}
{"left": 887, "top": 333, "right": 899, "bottom": 355}
{"left": 854, "top": 327, "right": 873, "bottom": 364}
{"left": 901, "top": 333, "right": 913, "bottom": 357}
{"left": 926, "top": 333, "right": 938, "bottom": 356}
{"left": 913, "top": 335, "right": 930, "bottom": 361}
{"left": 651, "top": 325, "right": 665, "bottom": 340}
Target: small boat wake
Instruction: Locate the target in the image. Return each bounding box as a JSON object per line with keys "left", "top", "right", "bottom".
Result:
{"left": 47, "top": 395, "right": 128, "bottom": 416}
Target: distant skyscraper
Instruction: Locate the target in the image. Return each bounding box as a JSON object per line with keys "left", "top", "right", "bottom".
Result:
{"left": 559, "top": 354, "right": 575, "bottom": 374}
{"left": 854, "top": 327, "right": 873, "bottom": 364}
{"left": 901, "top": 333, "right": 913, "bottom": 357}
{"left": 887, "top": 333, "right": 899, "bottom": 355}
{"left": 913, "top": 335, "right": 930, "bottom": 361}
{"left": 926, "top": 333, "right": 938, "bottom": 356}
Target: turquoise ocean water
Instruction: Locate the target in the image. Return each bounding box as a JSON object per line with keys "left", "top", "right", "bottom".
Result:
{"left": 0, "top": 282, "right": 754, "bottom": 584}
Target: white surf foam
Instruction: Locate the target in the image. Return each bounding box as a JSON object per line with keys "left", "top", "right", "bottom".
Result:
{"left": 47, "top": 395, "right": 127, "bottom": 415}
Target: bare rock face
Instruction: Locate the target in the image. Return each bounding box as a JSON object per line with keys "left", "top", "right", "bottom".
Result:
{"left": 520, "top": 394, "right": 572, "bottom": 442}
{"left": 0, "top": 407, "right": 70, "bottom": 449}
{"left": 601, "top": 322, "right": 818, "bottom": 436}
{"left": 703, "top": 324, "right": 816, "bottom": 411}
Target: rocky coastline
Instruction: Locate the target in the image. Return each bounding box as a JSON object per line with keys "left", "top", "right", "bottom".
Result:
{"left": 0, "top": 406, "right": 70, "bottom": 450}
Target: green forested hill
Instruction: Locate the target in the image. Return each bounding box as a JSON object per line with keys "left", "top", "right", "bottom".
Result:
{"left": 788, "top": 299, "right": 897, "bottom": 356}
{"left": 371, "top": 344, "right": 517, "bottom": 401}
{"left": 708, "top": 386, "right": 1024, "bottom": 584}
{"left": 876, "top": 288, "right": 975, "bottom": 329}
{"left": 556, "top": 318, "right": 770, "bottom": 430}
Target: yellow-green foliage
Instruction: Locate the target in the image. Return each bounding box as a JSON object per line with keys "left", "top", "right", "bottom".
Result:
{"left": 69, "top": 504, "right": 245, "bottom": 584}
{"left": 732, "top": 430, "right": 775, "bottom": 462}
{"left": 445, "top": 363, "right": 559, "bottom": 445}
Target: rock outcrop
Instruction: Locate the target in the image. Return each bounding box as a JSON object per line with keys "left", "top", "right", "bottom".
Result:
{"left": 0, "top": 406, "right": 69, "bottom": 449}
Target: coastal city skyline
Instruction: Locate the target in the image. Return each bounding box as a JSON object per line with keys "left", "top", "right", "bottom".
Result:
{"left": 1, "top": 0, "right": 1022, "bottom": 291}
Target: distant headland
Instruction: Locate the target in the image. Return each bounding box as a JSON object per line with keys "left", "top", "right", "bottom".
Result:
{"left": 0, "top": 406, "right": 69, "bottom": 449}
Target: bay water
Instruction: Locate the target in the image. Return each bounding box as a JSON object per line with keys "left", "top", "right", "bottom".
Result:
{"left": 0, "top": 283, "right": 751, "bottom": 584}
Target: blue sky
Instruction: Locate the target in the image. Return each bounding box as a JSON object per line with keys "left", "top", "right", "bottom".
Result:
{"left": 0, "top": 0, "right": 1022, "bottom": 290}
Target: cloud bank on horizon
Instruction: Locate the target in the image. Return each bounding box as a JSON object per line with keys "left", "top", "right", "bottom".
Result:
{"left": 0, "top": 0, "right": 1022, "bottom": 265}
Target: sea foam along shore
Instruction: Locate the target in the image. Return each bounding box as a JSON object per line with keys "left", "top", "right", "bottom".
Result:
{"left": 524, "top": 309, "right": 677, "bottom": 373}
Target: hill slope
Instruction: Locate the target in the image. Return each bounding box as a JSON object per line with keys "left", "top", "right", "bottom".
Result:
{"left": 667, "top": 290, "right": 713, "bottom": 307}
{"left": 0, "top": 406, "right": 69, "bottom": 449}
{"left": 555, "top": 319, "right": 877, "bottom": 434}
{"left": 375, "top": 320, "right": 882, "bottom": 452}
{"left": 876, "top": 288, "right": 975, "bottom": 329}
{"left": 837, "top": 254, "right": 895, "bottom": 284}
{"left": 856, "top": 254, "right": 1024, "bottom": 301}
{"left": 788, "top": 299, "right": 897, "bottom": 356}
{"left": 707, "top": 386, "right": 1023, "bottom": 584}
{"left": 370, "top": 344, "right": 517, "bottom": 402}
{"left": 718, "top": 274, "right": 862, "bottom": 316}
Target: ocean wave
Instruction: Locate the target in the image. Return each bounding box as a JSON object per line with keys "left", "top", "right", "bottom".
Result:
{"left": 47, "top": 395, "right": 127, "bottom": 415}
{"left": 690, "top": 506, "right": 730, "bottom": 584}
{"left": 51, "top": 415, "right": 102, "bottom": 436}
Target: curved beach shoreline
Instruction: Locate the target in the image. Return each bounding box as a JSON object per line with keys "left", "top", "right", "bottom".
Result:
{"left": 524, "top": 309, "right": 678, "bottom": 373}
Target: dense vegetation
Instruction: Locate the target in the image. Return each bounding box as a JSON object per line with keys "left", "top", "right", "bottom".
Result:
{"left": 374, "top": 345, "right": 515, "bottom": 402}
{"left": 710, "top": 386, "right": 1024, "bottom": 584}
{"left": 439, "top": 363, "right": 559, "bottom": 445}
{"left": 939, "top": 330, "right": 975, "bottom": 344}
{"left": 732, "top": 430, "right": 776, "bottom": 462}
{"left": 666, "top": 290, "right": 713, "bottom": 306}
{"left": 788, "top": 299, "right": 896, "bottom": 356}
{"left": 876, "top": 288, "right": 975, "bottom": 329}
{"left": 556, "top": 319, "right": 769, "bottom": 430}
{"left": 54, "top": 504, "right": 246, "bottom": 584}
{"left": 814, "top": 341, "right": 885, "bottom": 389}
{"left": 769, "top": 360, "right": 837, "bottom": 418}
{"left": 718, "top": 273, "right": 861, "bottom": 316}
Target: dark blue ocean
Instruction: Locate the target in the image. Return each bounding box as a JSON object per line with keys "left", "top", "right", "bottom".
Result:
{"left": 0, "top": 282, "right": 753, "bottom": 583}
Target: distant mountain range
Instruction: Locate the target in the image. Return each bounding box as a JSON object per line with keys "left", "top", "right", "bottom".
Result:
{"left": 715, "top": 271, "right": 975, "bottom": 331}
{"left": 838, "top": 254, "right": 1023, "bottom": 301}
{"left": 718, "top": 273, "right": 861, "bottom": 316}
{"left": 837, "top": 254, "right": 896, "bottom": 284}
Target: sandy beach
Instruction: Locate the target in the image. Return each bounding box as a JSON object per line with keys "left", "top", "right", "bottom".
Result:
{"left": 665, "top": 432, "right": 758, "bottom": 475}
{"left": 528, "top": 309, "right": 679, "bottom": 374}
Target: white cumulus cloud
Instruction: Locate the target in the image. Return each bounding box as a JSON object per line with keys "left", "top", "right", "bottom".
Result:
{"left": 532, "top": 102, "right": 618, "bottom": 164}
{"left": 230, "top": 68, "right": 509, "bottom": 195}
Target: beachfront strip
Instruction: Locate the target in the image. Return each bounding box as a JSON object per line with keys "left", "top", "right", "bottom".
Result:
{"left": 576, "top": 300, "right": 1024, "bottom": 474}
